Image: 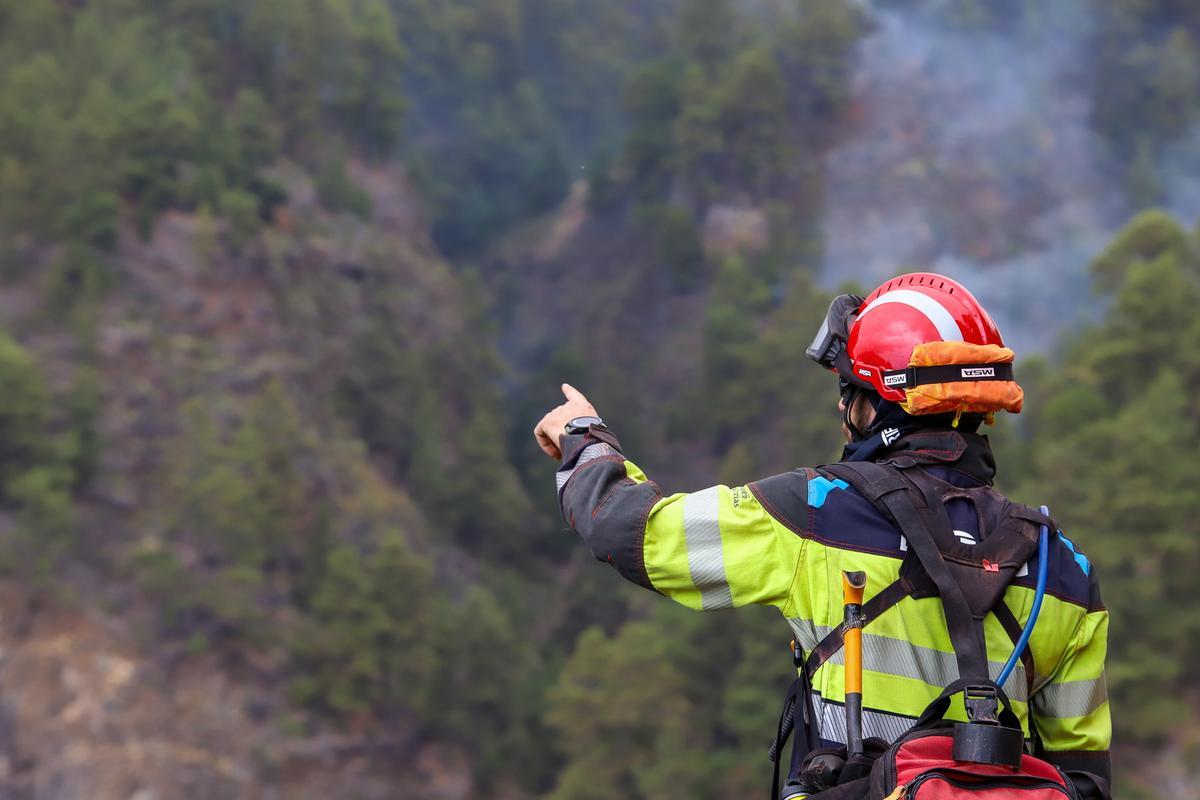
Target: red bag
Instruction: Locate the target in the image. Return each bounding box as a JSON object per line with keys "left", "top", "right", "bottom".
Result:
{"left": 865, "top": 682, "right": 1078, "bottom": 800}
{"left": 872, "top": 731, "right": 1075, "bottom": 799}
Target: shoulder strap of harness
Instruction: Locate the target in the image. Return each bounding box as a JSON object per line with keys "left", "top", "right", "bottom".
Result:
{"left": 804, "top": 579, "right": 911, "bottom": 675}
{"left": 820, "top": 461, "right": 989, "bottom": 680}
{"left": 804, "top": 581, "right": 1037, "bottom": 699}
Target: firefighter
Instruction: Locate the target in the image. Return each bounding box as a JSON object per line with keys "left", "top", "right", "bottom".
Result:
{"left": 533, "top": 273, "right": 1110, "bottom": 785}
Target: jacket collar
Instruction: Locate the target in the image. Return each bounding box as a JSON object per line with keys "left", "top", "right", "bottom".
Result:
{"left": 876, "top": 429, "right": 997, "bottom": 486}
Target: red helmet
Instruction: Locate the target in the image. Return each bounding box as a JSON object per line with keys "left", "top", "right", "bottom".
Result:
{"left": 846, "top": 273, "right": 1004, "bottom": 402}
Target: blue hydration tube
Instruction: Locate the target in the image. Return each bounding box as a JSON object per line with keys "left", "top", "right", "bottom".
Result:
{"left": 997, "top": 505, "right": 1050, "bottom": 689}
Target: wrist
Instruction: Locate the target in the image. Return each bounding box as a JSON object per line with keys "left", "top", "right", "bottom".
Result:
{"left": 558, "top": 424, "right": 622, "bottom": 466}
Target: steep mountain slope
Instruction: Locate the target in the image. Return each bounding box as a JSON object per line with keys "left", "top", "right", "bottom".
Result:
{"left": 0, "top": 165, "right": 521, "bottom": 799}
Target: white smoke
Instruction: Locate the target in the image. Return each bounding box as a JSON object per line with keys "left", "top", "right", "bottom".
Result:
{"left": 817, "top": 3, "right": 1183, "bottom": 353}
{"left": 1161, "top": 124, "right": 1200, "bottom": 221}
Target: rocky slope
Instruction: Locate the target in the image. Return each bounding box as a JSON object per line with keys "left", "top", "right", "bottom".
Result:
{"left": 0, "top": 164, "right": 488, "bottom": 800}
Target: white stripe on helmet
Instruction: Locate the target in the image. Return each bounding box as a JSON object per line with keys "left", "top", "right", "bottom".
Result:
{"left": 856, "top": 289, "right": 964, "bottom": 342}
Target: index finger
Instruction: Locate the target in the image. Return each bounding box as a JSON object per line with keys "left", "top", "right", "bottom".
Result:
{"left": 561, "top": 382, "right": 587, "bottom": 402}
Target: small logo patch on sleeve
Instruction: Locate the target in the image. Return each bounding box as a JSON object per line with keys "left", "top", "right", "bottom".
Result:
{"left": 808, "top": 476, "right": 849, "bottom": 508}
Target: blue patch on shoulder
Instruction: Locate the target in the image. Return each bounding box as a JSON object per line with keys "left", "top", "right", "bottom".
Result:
{"left": 808, "top": 476, "right": 849, "bottom": 508}
{"left": 1057, "top": 531, "right": 1091, "bottom": 576}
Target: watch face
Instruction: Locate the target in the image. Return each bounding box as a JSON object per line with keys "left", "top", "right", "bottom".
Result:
{"left": 567, "top": 415, "right": 603, "bottom": 431}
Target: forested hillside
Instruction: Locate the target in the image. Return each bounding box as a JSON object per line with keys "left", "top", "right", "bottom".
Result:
{"left": 0, "top": 1, "right": 1197, "bottom": 798}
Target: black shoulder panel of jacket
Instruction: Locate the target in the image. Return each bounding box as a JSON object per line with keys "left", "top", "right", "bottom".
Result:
{"left": 557, "top": 429, "right": 660, "bottom": 592}
{"left": 746, "top": 468, "right": 812, "bottom": 537}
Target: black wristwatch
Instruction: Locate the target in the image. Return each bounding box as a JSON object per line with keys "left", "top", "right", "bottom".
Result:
{"left": 564, "top": 415, "right": 606, "bottom": 436}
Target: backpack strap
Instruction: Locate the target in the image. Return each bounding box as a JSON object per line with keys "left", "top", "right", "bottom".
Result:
{"left": 822, "top": 462, "right": 989, "bottom": 681}
{"left": 804, "top": 579, "right": 911, "bottom": 676}
{"left": 771, "top": 640, "right": 822, "bottom": 800}
{"left": 804, "top": 462, "right": 1043, "bottom": 687}
{"left": 804, "top": 591, "right": 1038, "bottom": 700}
{"left": 992, "top": 600, "right": 1036, "bottom": 699}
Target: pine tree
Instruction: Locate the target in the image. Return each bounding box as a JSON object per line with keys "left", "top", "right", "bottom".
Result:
{"left": 291, "top": 534, "right": 441, "bottom": 720}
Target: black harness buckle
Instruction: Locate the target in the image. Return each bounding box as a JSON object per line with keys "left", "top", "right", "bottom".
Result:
{"left": 954, "top": 684, "right": 1024, "bottom": 768}
{"left": 963, "top": 683, "right": 1001, "bottom": 726}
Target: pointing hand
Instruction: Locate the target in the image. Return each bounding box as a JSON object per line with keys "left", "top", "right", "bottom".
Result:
{"left": 534, "top": 383, "right": 599, "bottom": 459}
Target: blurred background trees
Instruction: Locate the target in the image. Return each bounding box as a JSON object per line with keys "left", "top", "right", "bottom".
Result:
{"left": 0, "top": 0, "right": 1198, "bottom": 798}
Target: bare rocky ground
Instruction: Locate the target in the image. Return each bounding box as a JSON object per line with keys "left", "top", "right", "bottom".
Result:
{"left": 0, "top": 585, "right": 472, "bottom": 799}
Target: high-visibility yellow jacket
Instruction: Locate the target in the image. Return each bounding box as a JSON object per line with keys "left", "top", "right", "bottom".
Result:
{"left": 556, "top": 427, "right": 1110, "bottom": 780}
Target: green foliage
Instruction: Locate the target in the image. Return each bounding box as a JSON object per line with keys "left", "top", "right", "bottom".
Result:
{"left": 64, "top": 365, "right": 102, "bottom": 493}
{"left": 428, "top": 585, "right": 550, "bottom": 786}
{"left": 775, "top": 0, "right": 866, "bottom": 127}
{"left": 0, "top": 332, "right": 79, "bottom": 576}
{"left": 291, "top": 535, "right": 441, "bottom": 718}
{"left": 545, "top": 604, "right": 794, "bottom": 800}
{"left": 314, "top": 159, "right": 373, "bottom": 220}
{"left": 0, "top": 0, "right": 407, "bottom": 248}
{"left": 155, "top": 382, "right": 318, "bottom": 643}
{"left": 1028, "top": 373, "right": 1200, "bottom": 738}
{"left": 45, "top": 242, "right": 112, "bottom": 316}
{"left": 335, "top": 299, "right": 535, "bottom": 555}
{"left": 216, "top": 189, "right": 263, "bottom": 249}
{"left": 637, "top": 204, "right": 707, "bottom": 291}
{"left": 668, "top": 265, "right": 844, "bottom": 467}
{"left": 1125, "top": 138, "right": 1165, "bottom": 210}
{"left": 1090, "top": 209, "right": 1193, "bottom": 292}
{"left": 875, "top": 0, "right": 1023, "bottom": 32}
{"left": 397, "top": 0, "right": 677, "bottom": 253}
{"left": 1091, "top": 3, "right": 1200, "bottom": 206}
{"left": 612, "top": 0, "right": 864, "bottom": 263}
{"left": 677, "top": 0, "right": 739, "bottom": 71}
{"left": 452, "top": 403, "right": 535, "bottom": 548}
{"left": 624, "top": 60, "right": 686, "bottom": 196}
{"left": 715, "top": 44, "right": 791, "bottom": 196}
{"left": 754, "top": 270, "right": 849, "bottom": 467}
{"left": 177, "top": 384, "right": 309, "bottom": 569}
{"left": 668, "top": 41, "right": 792, "bottom": 206}
{"left": 5, "top": 2, "right": 1200, "bottom": 795}
{"left": 699, "top": 255, "right": 773, "bottom": 447}
{"left": 1008, "top": 210, "right": 1200, "bottom": 751}
{"left": 545, "top": 621, "right": 705, "bottom": 799}
{"left": 169, "top": 0, "right": 406, "bottom": 152}
{"left": 0, "top": 334, "right": 59, "bottom": 495}
{"left": 0, "top": 5, "right": 202, "bottom": 245}
{"left": 414, "top": 83, "right": 571, "bottom": 254}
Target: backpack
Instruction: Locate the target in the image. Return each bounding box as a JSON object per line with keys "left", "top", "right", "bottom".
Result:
{"left": 863, "top": 679, "right": 1092, "bottom": 799}
{"left": 770, "top": 461, "right": 1111, "bottom": 800}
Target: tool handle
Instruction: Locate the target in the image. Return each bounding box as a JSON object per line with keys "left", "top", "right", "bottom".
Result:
{"left": 841, "top": 570, "right": 867, "bottom": 694}
{"left": 842, "top": 570, "right": 866, "bottom": 605}
{"left": 844, "top": 627, "right": 862, "bottom": 695}
{"left": 842, "top": 570, "right": 867, "bottom": 757}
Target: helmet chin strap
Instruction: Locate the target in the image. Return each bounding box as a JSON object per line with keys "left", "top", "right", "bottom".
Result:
{"left": 841, "top": 384, "right": 868, "bottom": 442}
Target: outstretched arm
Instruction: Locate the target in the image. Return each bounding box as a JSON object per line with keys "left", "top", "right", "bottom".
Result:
{"left": 535, "top": 385, "right": 802, "bottom": 609}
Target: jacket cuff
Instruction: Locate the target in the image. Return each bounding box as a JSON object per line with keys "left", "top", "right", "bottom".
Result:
{"left": 555, "top": 428, "right": 624, "bottom": 498}
{"left": 558, "top": 427, "right": 623, "bottom": 469}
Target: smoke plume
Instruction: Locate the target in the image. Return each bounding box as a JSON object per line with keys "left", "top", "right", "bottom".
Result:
{"left": 820, "top": 3, "right": 1200, "bottom": 353}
